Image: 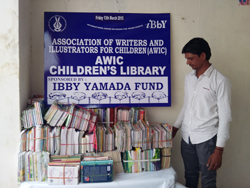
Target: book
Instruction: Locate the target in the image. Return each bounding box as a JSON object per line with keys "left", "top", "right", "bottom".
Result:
{"left": 81, "top": 160, "right": 113, "bottom": 183}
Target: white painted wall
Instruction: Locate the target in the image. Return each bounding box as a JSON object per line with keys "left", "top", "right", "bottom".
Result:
{"left": 0, "top": 0, "right": 249, "bottom": 188}
{"left": 0, "top": 0, "right": 20, "bottom": 188}
{"left": 19, "top": 0, "right": 32, "bottom": 111}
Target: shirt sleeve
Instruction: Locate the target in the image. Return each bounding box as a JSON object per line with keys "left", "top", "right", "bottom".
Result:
{"left": 173, "top": 75, "right": 188, "bottom": 129}
{"left": 216, "top": 77, "right": 232, "bottom": 147}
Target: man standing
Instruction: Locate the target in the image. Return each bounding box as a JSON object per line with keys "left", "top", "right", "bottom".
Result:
{"left": 173, "top": 38, "right": 232, "bottom": 188}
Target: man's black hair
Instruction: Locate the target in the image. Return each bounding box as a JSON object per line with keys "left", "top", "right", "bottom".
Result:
{"left": 182, "top": 38, "right": 211, "bottom": 60}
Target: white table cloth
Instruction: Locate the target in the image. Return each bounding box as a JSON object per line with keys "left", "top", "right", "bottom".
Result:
{"left": 19, "top": 167, "right": 186, "bottom": 188}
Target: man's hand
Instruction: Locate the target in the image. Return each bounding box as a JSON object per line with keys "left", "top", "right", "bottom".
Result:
{"left": 206, "top": 147, "right": 223, "bottom": 170}
{"left": 172, "top": 127, "right": 179, "bottom": 138}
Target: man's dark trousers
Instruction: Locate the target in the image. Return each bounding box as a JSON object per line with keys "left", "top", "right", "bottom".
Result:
{"left": 181, "top": 135, "right": 217, "bottom": 188}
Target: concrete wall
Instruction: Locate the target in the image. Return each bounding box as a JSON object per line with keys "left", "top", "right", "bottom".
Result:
{"left": 0, "top": 0, "right": 249, "bottom": 187}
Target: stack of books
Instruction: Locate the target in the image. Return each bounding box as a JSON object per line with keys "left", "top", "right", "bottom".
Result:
{"left": 18, "top": 100, "right": 173, "bottom": 184}
{"left": 123, "top": 148, "right": 161, "bottom": 173}
{"left": 81, "top": 156, "right": 113, "bottom": 183}
{"left": 48, "top": 155, "right": 81, "bottom": 185}
{"left": 21, "top": 101, "right": 45, "bottom": 128}
{"left": 18, "top": 151, "right": 49, "bottom": 182}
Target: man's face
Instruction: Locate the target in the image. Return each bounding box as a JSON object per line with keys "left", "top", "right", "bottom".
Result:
{"left": 184, "top": 52, "right": 205, "bottom": 70}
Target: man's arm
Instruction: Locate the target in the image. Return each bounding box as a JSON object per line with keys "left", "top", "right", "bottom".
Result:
{"left": 216, "top": 77, "right": 232, "bottom": 147}
{"left": 207, "top": 146, "right": 224, "bottom": 170}
{"left": 172, "top": 75, "right": 189, "bottom": 138}
{"left": 207, "top": 77, "right": 232, "bottom": 170}
{"left": 172, "top": 126, "right": 179, "bottom": 138}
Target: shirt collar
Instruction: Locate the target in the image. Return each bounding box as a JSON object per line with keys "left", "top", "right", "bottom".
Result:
{"left": 191, "top": 64, "right": 214, "bottom": 78}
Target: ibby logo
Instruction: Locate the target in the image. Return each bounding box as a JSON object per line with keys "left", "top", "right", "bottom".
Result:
{"left": 48, "top": 15, "right": 67, "bottom": 32}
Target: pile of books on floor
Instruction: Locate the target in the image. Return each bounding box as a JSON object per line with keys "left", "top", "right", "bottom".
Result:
{"left": 18, "top": 100, "right": 172, "bottom": 184}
